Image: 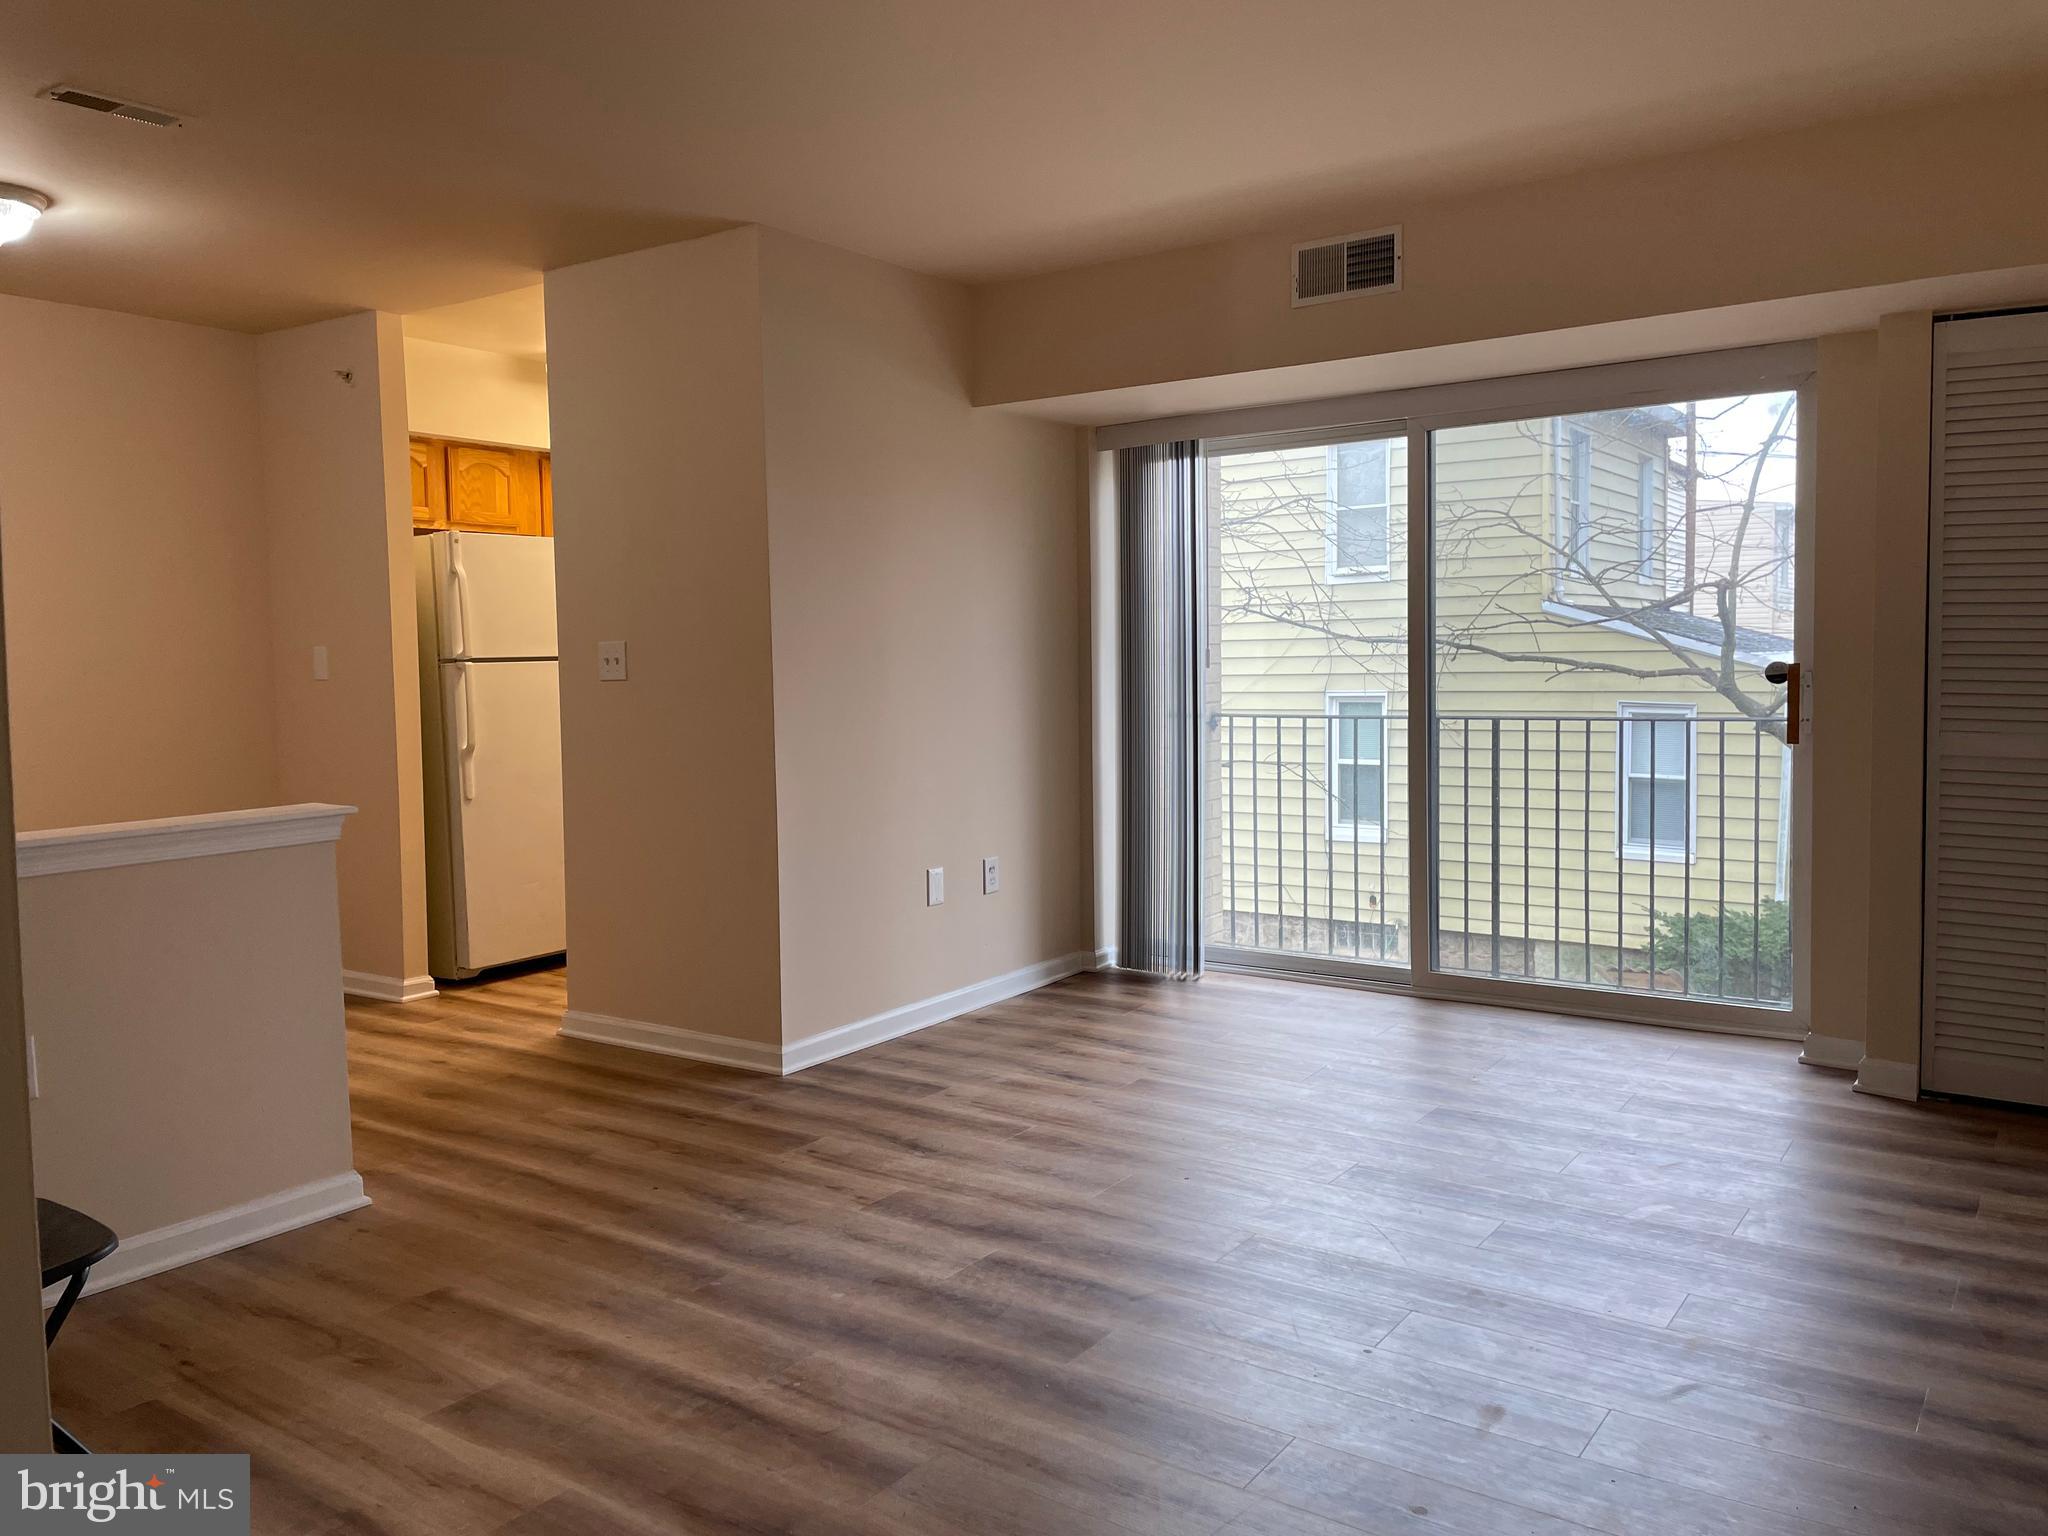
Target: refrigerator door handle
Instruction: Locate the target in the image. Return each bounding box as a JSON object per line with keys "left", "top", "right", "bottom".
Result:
{"left": 447, "top": 532, "right": 473, "bottom": 659}
{"left": 455, "top": 661, "right": 478, "bottom": 801}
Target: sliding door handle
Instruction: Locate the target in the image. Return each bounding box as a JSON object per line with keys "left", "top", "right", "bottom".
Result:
{"left": 1764, "top": 660, "right": 1801, "bottom": 745}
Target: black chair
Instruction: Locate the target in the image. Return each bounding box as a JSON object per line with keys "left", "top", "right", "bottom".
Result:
{"left": 37, "top": 1198, "right": 117, "bottom": 1455}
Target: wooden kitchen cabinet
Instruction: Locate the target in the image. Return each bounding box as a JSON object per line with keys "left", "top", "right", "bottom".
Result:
{"left": 410, "top": 438, "right": 448, "bottom": 529}
{"left": 410, "top": 437, "right": 550, "bottom": 537}
{"left": 448, "top": 443, "right": 543, "bottom": 535}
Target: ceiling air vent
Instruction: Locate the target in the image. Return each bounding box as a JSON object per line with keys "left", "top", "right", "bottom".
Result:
{"left": 41, "top": 84, "right": 183, "bottom": 128}
{"left": 1292, "top": 226, "right": 1401, "bottom": 307}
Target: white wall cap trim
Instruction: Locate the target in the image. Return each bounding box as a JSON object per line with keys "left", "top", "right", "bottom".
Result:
{"left": 17, "top": 803, "right": 356, "bottom": 877}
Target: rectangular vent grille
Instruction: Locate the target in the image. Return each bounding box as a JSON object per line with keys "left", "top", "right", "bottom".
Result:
{"left": 42, "top": 85, "right": 183, "bottom": 128}
{"left": 1293, "top": 227, "right": 1401, "bottom": 307}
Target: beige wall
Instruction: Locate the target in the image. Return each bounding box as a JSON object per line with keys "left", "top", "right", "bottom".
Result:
{"left": 0, "top": 295, "right": 428, "bottom": 995}
{"left": 758, "top": 230, "right": 1088, "bottom": 1041}
{"left": 545, "top": 226, "right": 1090, "bottom": 1052}
{"left": 20, "top": 832, "right": 359, "bottom": 1252}
{"left": 403, "top": 336, "right": 551, "bottom": 449}
{"left": 258, "top": 315, "right": 428, "bottom": 987}
{"left": 545, "top": 230, "right": 785, "bottom": 1045}
{"left": 0, "top": 582, "right": 51, "bottom": 1451}
{"left": 976, "top": 87, "right": 2048, "bottom": 408}
{"left": 1807, "top": 332, "right": 1881, "bottom": 1048}
{"left": 0, "top": 294, "right": 280, "bottom": 828}
{"left": 1864, "top": 312, "right": 1936, "bottom": 1076}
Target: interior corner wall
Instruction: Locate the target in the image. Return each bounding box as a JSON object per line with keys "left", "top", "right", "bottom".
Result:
{"left": 544, "top": 229, "right": 785, "bottom": 1046}
{"left": 0, "top": 294, "right": 281, "bottom": 829}
{"left": 257, "top": 312, "right": 427, "bottom": 987}
{"left": 757, "top": 230, "right": 1090, "bottom": 1045}
{"left": 403, "top": 336, "right": 551, "bottom": 449}
{"left": 1807, "top": 330, "right": 1881, "bottom": 1049}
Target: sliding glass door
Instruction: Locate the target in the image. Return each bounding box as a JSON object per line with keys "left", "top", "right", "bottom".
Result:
{"left": 1204, "top": 430, "right": 1411, "bottom": 975}
{"left": 1196, "top": 364, "right": 1806, "bottom": 1029}
{"left": 1428, "top": 393, "right": 1799, "bottom": 1011}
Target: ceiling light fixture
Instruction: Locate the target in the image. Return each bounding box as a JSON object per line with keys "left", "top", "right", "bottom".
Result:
{"left": 0, "top": 184, "right": 50, "bottom": 245}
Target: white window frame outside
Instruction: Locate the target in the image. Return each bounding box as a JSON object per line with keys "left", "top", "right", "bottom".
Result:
{"left": 1636, "top": 455, "right": 1663, "bottom": 578}
{"left": 1617, "top": 702, "right": 1697, "bottom": 863}
{"left": 1772, "top": 502, "right": 1795, "bottom": 607}
{"left": 1560, "top": 424, "right": 1592, "bottom": 572}
{"left": 1325, "top": 691, "right": 1388, "bottom": 843}
{"left": 1324, "top": 438, "right": 1395, "bottom": 583}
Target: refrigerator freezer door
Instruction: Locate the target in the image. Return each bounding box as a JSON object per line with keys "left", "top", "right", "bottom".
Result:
{"left": 444, "top": 659, "right": 566, "bottom": 972}
{"left": 434, "top": 529, "right": 558, "bottom": 661}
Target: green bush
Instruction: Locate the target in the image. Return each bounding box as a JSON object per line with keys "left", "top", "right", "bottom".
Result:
{"left": 1651, "top": 899, "right": 1791, "bottom": 1000}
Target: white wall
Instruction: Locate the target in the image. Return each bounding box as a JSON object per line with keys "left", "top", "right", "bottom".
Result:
{"left": 20, "top": 816, "right": 363, "bottom": 1281}
{"left": 759, "top": 230, "right": 1089, "bottom": 1042}
{"left": 544, "top": 226, "right": 1091, "bottom": 1062}
{"left": 974, "top": 86, "right": 2048, "bottom": 409}
{"left": 403, "top": 336, "right": 550, "bottom": 449}
{"left": 0, "top": 295, "right": 427, "bottom": 992}
{"left": 259, "top": 314, "right": 429, "bottom": 990}
{"left": 546, "top": 230, "right": 785, "bottom": 1046}
{"left": 0, "top": 294, "right": 280, "bottom": 829}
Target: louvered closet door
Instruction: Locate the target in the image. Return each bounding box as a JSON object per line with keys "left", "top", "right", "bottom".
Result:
{"left": 1925, "top": 312, "right": 2048, "bottom": 1105}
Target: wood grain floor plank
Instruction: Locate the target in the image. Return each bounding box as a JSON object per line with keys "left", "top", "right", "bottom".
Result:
{"left": 38, "top": 964, "right": 2048, "bottom": 1533}
{"left": 1581, "top": 1410, "right": 2026, "bottom": 1536}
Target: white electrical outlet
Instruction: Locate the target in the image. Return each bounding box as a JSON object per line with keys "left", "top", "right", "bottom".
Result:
{"left": 926, "top": 866, "right": 944, "bottom": 906}
{"left": 982, "top": 856, "right": 1000, "bottom": 894}
{"left": 24, "top": 1036, "right": 37, "bottom": 1099}
{"left": 597, "top": 640, "right": 628, "bottom": 681}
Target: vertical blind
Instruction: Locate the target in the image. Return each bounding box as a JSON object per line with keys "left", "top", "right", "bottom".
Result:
{"left": 1117, "top": 441, "right": 1204, "bottom": 977}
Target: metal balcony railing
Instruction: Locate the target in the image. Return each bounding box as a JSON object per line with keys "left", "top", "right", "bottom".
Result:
{"left": 1208, "top": 711, "right": 1792, "bottom": 1007}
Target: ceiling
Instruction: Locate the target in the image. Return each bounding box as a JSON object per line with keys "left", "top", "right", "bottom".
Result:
{"left": 5, "top": 0, "right": 2048, "bottom": 333}
{"left": 402, "top": 286, "right": 547, "bottom": 361}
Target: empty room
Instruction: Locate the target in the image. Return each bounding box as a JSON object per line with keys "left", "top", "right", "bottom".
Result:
{"left": 3, "top": 3, "right": 2048, "bottom": 1533}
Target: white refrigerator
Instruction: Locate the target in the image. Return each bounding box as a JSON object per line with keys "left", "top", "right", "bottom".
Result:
{"left": 415, "top": 530, "right": 566, "bottom": 979}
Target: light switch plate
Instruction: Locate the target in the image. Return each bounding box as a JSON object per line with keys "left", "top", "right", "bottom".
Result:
{"left": 311, "top": 644, "right": 329, "bottom": 681}
{"left": 598, "top": 640, "right": 628, "bottom": 681}
{"left": 982, "top": 856, "right": 1000, "bottom": 894}
{"left": 926, "top": 866, "right": 944, "bottom": 906}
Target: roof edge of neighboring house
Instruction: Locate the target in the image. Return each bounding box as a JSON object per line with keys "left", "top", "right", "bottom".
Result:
{"left": 1540, "top": 599, "right": 1789, "bottom": 669}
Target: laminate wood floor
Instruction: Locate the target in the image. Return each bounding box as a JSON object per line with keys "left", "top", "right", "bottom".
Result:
{"left": 45, "top": 966, "right": 2048, "bottom": 1534}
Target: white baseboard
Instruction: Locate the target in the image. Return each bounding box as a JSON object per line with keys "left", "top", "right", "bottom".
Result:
{"left": 1095, "top": 945, "right": 1118, "bottom": 969}
{"left": 559, "top": 1010, "right": 783, "bottom": 1072}
{"left": 1854, "top": 1056, "right": 1920, "bottom": 1102}
{"left": 342, "top": 970, "right": 438, "bottom": 1003}
{"left": 1798, "top": 1031, "right": 1864, "bottom": 1071}
{"left": 43, "top": 1172, "right": 370, "bottom": 1302}
{"left": 561, "top": 948, "right": 1101, "bottom": 1076}
{"left": 780, "top": 949, "right": 1100, "bottom": 1073}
